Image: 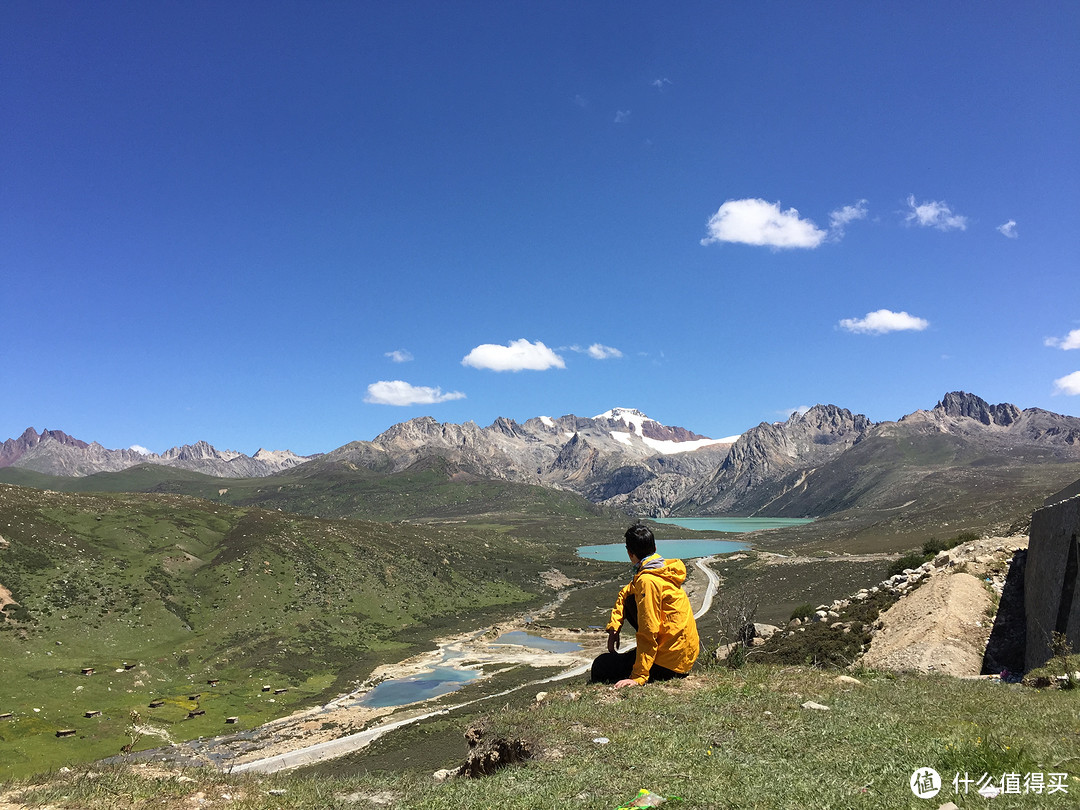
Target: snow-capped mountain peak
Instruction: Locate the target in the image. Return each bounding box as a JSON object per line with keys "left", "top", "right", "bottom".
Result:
{"left": 594, "top": 407, "right": 651, "bottom": 434}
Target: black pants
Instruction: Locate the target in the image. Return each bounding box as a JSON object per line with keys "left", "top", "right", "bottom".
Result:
{"left": 590, "top": 650, "right": 687, "bottom": 684}
{"left": 590, "top": 594, "right": 687, "bottom": 684}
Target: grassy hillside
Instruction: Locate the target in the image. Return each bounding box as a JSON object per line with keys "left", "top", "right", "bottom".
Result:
{"left": 731, "top": 439, "right": 1080, "bottom": 555}
{"left": 0, "top": 482, "right": 627, "bottom": 779}
{"left": 4, "top": 664, "right": 1078, "bottom": 808}
{"left": 0, "top": 457, "right": 614, "bottom": 524}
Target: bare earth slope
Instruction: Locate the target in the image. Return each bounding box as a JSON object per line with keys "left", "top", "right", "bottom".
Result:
{"left": 860, "top": 535, "right": 1027, "bottom": 676}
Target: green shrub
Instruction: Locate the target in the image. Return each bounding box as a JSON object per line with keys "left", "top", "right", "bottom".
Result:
{"left": 887, "top": 551, "right": 927, "bottom": 578}
{"left": 922, "top": 531, "right": 977, "bottom": 557}
{"left": 725, "top": 642, "right": 748, "bottom": 670}
{"left": 758, "top": 622, "right": 867, "bottom": 668}
{"left": 789, "top": 603, "right": 814, "bottom": 622}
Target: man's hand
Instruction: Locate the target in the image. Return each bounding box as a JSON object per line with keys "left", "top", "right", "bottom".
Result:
{"left": 613, "top": 678, "right": 639, "bottom": 689}
{"left": 606, "top": 628, "right": 621, "bottom": 653}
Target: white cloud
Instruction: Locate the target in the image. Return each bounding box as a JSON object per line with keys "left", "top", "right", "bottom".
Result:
{"left": 364, "top": 380, "right": 466, "bottom": 406}
{"left": 130, "top": 445, "right": 151, "bottom": 455}
{"left": 839, "top": 309, "right": 930, "bottom": 335}
{"left": 1046, "top": 329, "right": 1080, "bottom": 350}
{"left": 1053, "top": 371, "right": 1080, "bottom": 396}
{"left": 997, "top": 220, "right": 1018, "bottom": 239}
{"left": 701, "top": 198, "right": 827, "bottom": 249}
{"left": 573, "top": 94, "right": 588, "bottom": 108}
{"left": 385, "top": 349, "right": 413, "bottom": 363}
{"left": 828, "top": 199, "right": 869, "bottom": 237}
{"left": 782, "top": 406, "right": 812, "bottom": 419}
{"left": 587, "top": 343, "right": 623, "bottom": 360}
{"left": 905, "top": 195, "right": 968, "bottom": 231}
{"left": 614, "top": 110, "right": 631, "bottom": 124}
{"left": 461, "top": 339, "right": 566, "bottom": 372}
{"left": 651, "top": 78, "right": 672, "bottom": 89}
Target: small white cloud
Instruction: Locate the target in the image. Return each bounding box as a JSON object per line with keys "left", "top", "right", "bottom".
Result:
{"left": 385, "top": 349, "right": 414, "bottom": 363}
{"left": 1053, "top": 371, "right": 1080, "bottom": 396}
{"left": 905, "top": 195, "right": 968, "bottom": 231}
{"left": 461, "top": 339, "right": 566, "bottom": 372}
{"left": 614, "top": 110, "right": 631, "bottom": 124}
{"left": 130, "top": 445, "right": 151, "bottom": 455}
{"left": 828, "top": 199, "right": 869, "bottom": 237}
{"left": 1046, "top": 329, "right": 1080, "bottom": 350}
{"left": 701, "top": 198, "right": 827, "bottom": 249}
{"left": 782, "top": 406, "right": 812, "bottom": 419}
{"left": 587, "top": 343, "right": 623, "bottom": 360}
{"left": 997, "top": 220, "right": 1018, "bottom": 239}
{"left": 839, "top": 309, "right": 930, "bottom": 335}
{"left": 651, "top": 78, "right": 672, "bottom": 89}
{"left": 364, "top": 380, "right": 466, "bottom": 406}
{"left": 573, "top": 94, "right": 588, "bottom": 108}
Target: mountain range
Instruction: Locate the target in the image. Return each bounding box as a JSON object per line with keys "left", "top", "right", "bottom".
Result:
{"left": 0, "top": 428, "right": 312, "bottom": 478}
{"left": 3, "top": 394, "right": 1080, "bottom": 522}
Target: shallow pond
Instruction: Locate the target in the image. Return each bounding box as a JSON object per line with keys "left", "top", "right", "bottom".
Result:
{"left": 359, "top": 666, "right": 480, "bottom": 709}
{"left": 491, "top": 630, "right": 582, "bottom": 653}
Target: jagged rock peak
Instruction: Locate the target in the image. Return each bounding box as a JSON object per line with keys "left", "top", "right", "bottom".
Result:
{"left": 0, "top": 427, "right": 90, "bottom": 467}
{"left": 936, "top": 391, "right": 1020, "bottom": 427}
{"left": 789, "top": 404, "right": 874, "bottom": 435}
{"left": 160, "top": 440, "right": 241, "bottom": 462}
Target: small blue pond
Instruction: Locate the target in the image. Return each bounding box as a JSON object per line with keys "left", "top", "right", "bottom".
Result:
{"left": 359, "top": 666, "right": 480, "bottom": 708}
{"left": 492, "top": 630, "right": 582, "bottom": 653}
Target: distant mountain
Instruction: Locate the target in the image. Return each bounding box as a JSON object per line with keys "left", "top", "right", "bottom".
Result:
{"left": 0, "top": 428, "right": 312, "bottom": 478}
{"left": 677, "top": 404, "right": 874, "bottom": 515}
{"left": 673, "top": 391, "right": 1080, "bottom": 527}
{"left": 4, "top": 393, "right": 1080, "bottom": 528}
{"left": 317, "top": 407, "right": 736, "bottom": 513}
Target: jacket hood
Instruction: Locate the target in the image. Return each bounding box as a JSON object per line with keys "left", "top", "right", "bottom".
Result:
{"left": 636, "top": 554, "right": 688, "bottom": 586}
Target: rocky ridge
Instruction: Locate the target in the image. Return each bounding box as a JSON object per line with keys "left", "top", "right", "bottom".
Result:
{"left": 0, "top": 428, "right": 311, "bottom": 479}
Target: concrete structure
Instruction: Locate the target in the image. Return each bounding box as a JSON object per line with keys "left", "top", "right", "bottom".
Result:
{"left": 1025, "top": 494, "right": 1080, "bottom": 671}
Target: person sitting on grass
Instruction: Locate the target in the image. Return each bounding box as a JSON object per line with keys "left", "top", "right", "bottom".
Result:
{"left": 591, "top": 523, "right": 699, "bottom": 688}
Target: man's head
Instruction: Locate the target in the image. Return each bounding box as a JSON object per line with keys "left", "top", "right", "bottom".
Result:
{"left": 624, "top": 523, "right": 656, "bottom": 560}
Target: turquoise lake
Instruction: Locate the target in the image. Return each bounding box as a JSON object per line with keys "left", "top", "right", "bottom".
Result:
{"left": 577, "top": 516, "right": 813, "bottom": 562}
{"left": 652, "top": 517, "right": 815, "bottom": 532}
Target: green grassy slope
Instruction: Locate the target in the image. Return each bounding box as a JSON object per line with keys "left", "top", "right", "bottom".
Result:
{"left": 5, "top": 664, "right": 1078, "bottom": 809}
{"left": 0, "top": 482, "right": 626, "bottom": 779}
{"left": 0, "top": 457, "right": 612, "bottom": 524}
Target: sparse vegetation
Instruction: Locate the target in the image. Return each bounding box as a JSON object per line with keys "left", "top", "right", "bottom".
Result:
{"left": 887, "top": 531, "right": 978, "bottom": 578}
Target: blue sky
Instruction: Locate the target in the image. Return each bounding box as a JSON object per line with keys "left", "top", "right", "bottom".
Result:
{"left": 3, "top": 2, "right": 1078, "bottom": 456}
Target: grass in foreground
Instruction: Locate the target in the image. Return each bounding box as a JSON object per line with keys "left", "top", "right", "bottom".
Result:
{"left": 4, "top": 663, "right": 1078, "bottom": 809}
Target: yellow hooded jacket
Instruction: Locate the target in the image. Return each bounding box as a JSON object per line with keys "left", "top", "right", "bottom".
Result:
{"left": 605, "top": 553, "right": 700, "bottom": 684}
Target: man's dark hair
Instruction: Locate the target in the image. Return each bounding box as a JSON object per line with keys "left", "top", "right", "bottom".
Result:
{"left": 624, "top": 523, "right": 656, "bottom": 559}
